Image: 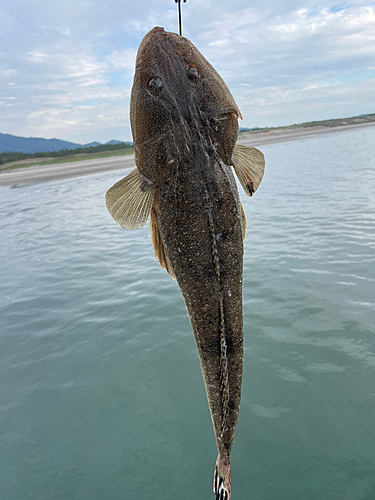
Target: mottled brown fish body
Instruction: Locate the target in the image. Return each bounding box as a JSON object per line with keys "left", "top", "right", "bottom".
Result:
{"left": 154, "top": 149, "right": 244, "bottom": 461}
{"left": 132, "top": 27, "right": 244, "bottom": 461}
{"left": 105, "top": 27, "right": 265, "bottom": 500}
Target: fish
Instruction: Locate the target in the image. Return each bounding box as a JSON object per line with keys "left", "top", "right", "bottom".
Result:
{"left": 105, "top": 26, "right": 265, "bottom": 499}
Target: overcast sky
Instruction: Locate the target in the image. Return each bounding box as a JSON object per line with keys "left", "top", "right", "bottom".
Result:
{"left": 1, "top": 0, "right": 374, "bottom": 144}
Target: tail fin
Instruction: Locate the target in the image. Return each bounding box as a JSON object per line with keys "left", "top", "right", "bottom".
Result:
{"left": 213, "top": 455, "right": 231, "bottom": 500}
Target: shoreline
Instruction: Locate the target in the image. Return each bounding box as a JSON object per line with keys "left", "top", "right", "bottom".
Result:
{"left": 1, "top": 120, "right": 374, "bottom": 186}
{"left": 237, "top": 120, "right": 375, "bottom": 147}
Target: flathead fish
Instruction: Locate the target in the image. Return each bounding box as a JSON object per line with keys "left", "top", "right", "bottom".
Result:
{"left": 105, "top": 26, "right": 265, "bottom": 499}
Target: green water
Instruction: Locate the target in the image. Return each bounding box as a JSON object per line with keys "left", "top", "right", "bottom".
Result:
{"left": 0, "top": 126, "right": 374, "bottom": 499}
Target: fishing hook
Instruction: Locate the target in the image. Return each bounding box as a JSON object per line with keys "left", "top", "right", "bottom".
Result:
{"left": 174, "top": 0, "right": 187, "bottom": 36}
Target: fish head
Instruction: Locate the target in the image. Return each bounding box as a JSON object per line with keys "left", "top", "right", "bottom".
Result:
{"left": 130, "top": 27, "right": 242, "bottom": 179}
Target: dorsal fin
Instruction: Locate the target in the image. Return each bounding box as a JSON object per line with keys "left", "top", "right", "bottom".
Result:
{"left": 231, "top": 144, "right": 265, "bottom": 196}
{"left": 105, "top": 168, "right": 155, "bottom": 230}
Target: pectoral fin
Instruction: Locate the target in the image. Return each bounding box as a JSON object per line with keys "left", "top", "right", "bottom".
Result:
{"left": 150, "top": 208, "right": 175, "bottom": 279}
{"left": 232, "top": 144, "right": 265, "bottom": 196}
{"left": 105, "top": 168, "right": 155, "bottom": 230}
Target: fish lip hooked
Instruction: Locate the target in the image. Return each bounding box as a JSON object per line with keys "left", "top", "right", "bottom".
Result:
{"left": 137, "top": 26, "right": 166, "bottom": 57}
{"left": 150, "top": 26, "right": 165, "bottom": 35}
{"left": 144, "top": 27, "right": 166, "bottom": 46}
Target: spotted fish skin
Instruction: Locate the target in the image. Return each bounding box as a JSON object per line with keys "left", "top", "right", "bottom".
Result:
{"left": 105, "top": 27, "right": 265, "bottom": 499}
{"left": 153, "top": 138, "right": 244, "bottom": 462}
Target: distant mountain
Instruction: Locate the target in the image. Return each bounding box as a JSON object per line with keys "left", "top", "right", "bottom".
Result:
{"left": 0, "top": 133, "right": 132, "bottom": 154}
{"left": 105, "top": 140, "right": 124, "bottom": 146}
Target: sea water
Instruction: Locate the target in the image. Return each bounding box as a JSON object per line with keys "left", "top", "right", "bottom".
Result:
{"left": 0, "top": 126, "right": 374, "bottom": 500}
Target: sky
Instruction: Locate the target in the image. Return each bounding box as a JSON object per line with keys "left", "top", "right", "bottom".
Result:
{"left": 0, "top": 0, "right": 374, "bottom": 144}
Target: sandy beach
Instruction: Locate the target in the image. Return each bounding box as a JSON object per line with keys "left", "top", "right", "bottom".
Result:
{"left": 0, "top": 155, "right": 136, "bottom": 186}
{"left": 1, "top": 119, "right": 374, "bottom": 186}
{"left": 238, "top": 120, "right": 375, "bottom": 147}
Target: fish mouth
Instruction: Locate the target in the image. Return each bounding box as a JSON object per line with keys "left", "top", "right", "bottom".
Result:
{"left": 137, "top": 26, "right": 166, "bottom": 56}
{"left": 148, "top": 26, "right": 165, "bottom": 36}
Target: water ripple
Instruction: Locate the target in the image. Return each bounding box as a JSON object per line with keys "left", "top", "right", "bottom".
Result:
{"left": 1, "top": 128, "right": 375, "bottom": 499}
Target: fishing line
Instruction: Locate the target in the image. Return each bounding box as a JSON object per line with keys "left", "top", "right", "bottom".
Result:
{"left": 174, "top": 0, "right": 187, "bottom": 36}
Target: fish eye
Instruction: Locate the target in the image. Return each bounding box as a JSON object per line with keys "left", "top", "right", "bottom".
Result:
{"left": 148, "top": 77, "right": 163, "bottom": 94}
{"left": 187, "top": 65, "right": 200, "bottom": 82}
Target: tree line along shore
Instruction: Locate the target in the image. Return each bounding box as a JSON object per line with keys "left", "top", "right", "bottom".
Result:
{"left": 1, "top": 113, "right": 374, "bottom": 173}
{"left": 239, "top": 112, "right": 375, "bottom": 135}
{"left": 0, "top": 142, "right": 134, "bottom": 169}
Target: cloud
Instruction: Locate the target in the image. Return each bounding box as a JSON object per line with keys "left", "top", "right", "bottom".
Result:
{"left": 190, "top": 3, "right": 375, "bottom": 127}
{"left": 237, "top": 78, "right": 375, "bottom": 128}
{"left": 0, "top": 0, "right": 374, "bottom": 142}
{"left": 107, "top": 49, "right": 137, "bottom": 71}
